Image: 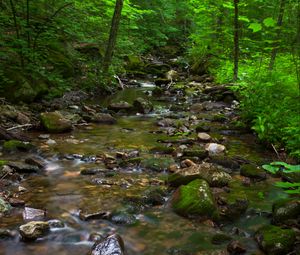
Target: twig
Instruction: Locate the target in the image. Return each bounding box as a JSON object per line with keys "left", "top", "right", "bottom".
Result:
{"left": 114, "top": 75, "right": 126, "bottom": 90}
{"left": 271, "top": 143, "right": 281, "bottom": 160}
{"left": 6, "top": 124, "right": 33, "bottom": 131}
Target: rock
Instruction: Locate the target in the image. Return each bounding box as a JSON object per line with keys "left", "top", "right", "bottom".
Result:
{"left": 111, "top": 212, "right": 137, "bottom": 225}
{"left": 16, "top": 112, "right": 31, "bottom": 124}
{"left": 3, "top": 140, "right": 35, "bottom": 152}
{"left": 48, "top": 219, "right": 65, "bottom": 228}
{"left": 141, "top": 157, "right": 175, "bottom": 172}
{"left": 0, "top": 165, "right": 13, "bottom": 179}
{"left": 211, "top": 233, "right": 232, "bottom": 245}
{"left": 7, "top": 162, "right": 40, "bottom": 173}
{"left": 208, "top": 155, "right": 240, "bottom": 170}
{"left": 23, "top": 207, "right": 46, "bottom": 221}
{"left": 108, "top": 101, "right": 133, "bottom": 112}
{"left": 46, "top": 139, "right": 56, "bottom": 145}
{"left": 79, "top": 211, "right": 111, "bottom": 221}
{"left": 38, "top": 134, "right": 50, "bottom": 139}
{"left": 90, "top": 234, "right": 126, "bottom": 255}
{"left": 9, "top": 198, "right": 25, "bottom": 207}
{"left": 190, "top": 103, "right": 204, "bottom": 113}
{"left": 157, "top": 118, "right": 174, "bottom": 127}
{"left": 150, "top": 145, "right": 175, "bottom": 154}
{"left": 195, "top": 123, "right": 211, "bottom": 132}
{"left": 154, "top": 78, "right": 169, "bottom": 86}
{"left": 142, "top": 187, "right": 167, "bottom": 206}
{"left": 40, "top": 112, "right": 72, "bottom": 133}
{"left": 25, "top": 156, "right": 46, "bottom": 169}
{"left": 220, "top": 199, "right": 249, "bottom": 221}
{"left": 19, "top": 221, "right": 50, "bottom": 241}
{"left": 90, "top": 113, "right": 117, "bottom": 124}
{"left": 183, "top": 148, "right": 208, "bottom": 159}
{"left": 205, "top": 143, "right": 226, "bottom": 155}
{"left": 255, "top": 225, "right": 295, "bottom": 255}
{"left": 168, "top": 163, "right": 232, "bottom": 187}
{"left": 197, "top": 132, "right": 211, "bottom": 142}
{"left": 0, "top": 229, "right": 15, "bottom": 239}
{"left": 281, "top": 171, "right": 300, "bottom": 183}
{"left": 227, "top": 240, "right": 246, "bottom": 254}
{"left": 272, "top": 199, "right": 300, "bottom": 225}
{"left": 171, "top": 179, "right": 218, "bottom": 218}
{"left": 240, "top": 164, "right": 266, "bottom": 181}
{"left": 0, "top": 197, "right": 12, "bottom": 215}
{"left": 133, "top": 97, "right": 153, "bottom": 114}
{"left": 80, "top": 168, "right": 105, "bottom": 175}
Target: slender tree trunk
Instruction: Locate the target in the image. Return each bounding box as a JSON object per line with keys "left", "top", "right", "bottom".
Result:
{"left": 26, "top": 0, "right": 30, "bottom": 49}
{"left": 103, "top": 0, "right": 124, "bottom": 73}
{"left": 269, "top": 0, "right": 286, "bottom": 70}
{"left": 233, "top": 0, "right": 239, "bottom": 81}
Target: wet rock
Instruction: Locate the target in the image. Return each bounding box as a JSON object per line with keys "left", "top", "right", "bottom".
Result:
{"left": 38, "top": 134, "right": 50, "bottom": 139}
{"left": 19, "top": 221, "right": 50, "bottom": 241}
{"left": 157, "top": 118, "right": 174, "bottom": 127}
{"left": 89, "top": 232, "right": 105, "bottom": 242}
{"left": 240, "top": 164, "right": 266, "bottom": 181}
{"left": 90, "top": 234, "right": 126, "bottom": 255}
{"left": 227, "top": 240, "right": 246, "bottom": 254}
{"left": 108, "top": 101, "right": 133, "bottom": 112}
{"left": 190, "top": 103, "right": 204, "bottom": 113}
{"left": 154, "top": 78, "right": 169, "bottom": 86}
{"left": 90, "top": 113, "right": 117, "bottom": 124}
{"left": 9, "top": 198, "right": 25, "bottom": 207}
{"left": 23, "top": 207, "right": 46, "bottom": 221}
{"left": 255, "top": 225, "right": 295, "bottom": 255}
{"left": 168, "top": 163, "right": 232, "bottom": 187}
{"left": 171, "top": 179, "right": 218, "bottom": 219}
{"left": 182, "top": 148, "right": 208, "bottom": 159}
{"left": 150, "top": 145, "right": 175, "bottom": 154}
{"left": 205, "top": 143, "right": 226, "bottom": 156}
{"left": 3, "top": 140, "right": 35, "bottom": 152}
{"left": 197, "top": 132, "right": 211, "bottom": 142}
{"left": 40, "top": 111, "right": 72, "bottom": 133}
{"left": 25, "top": 156, "right": 46, "bottom": 169}
{"left": 48, "top": 219, "right": 65, "bottom": 228}
{"left": 272, "top": 199, "right": 300, "bottom": 225}
{"left": 133, "top": 97, "right": 153, "bottom": 114}
{"left": 0, "top": 165, "right": 13, "bottom": 179}
{"left": 152, "top": 87, "right": 164, "bottom": 96}
{"left": 0, "top": 228, "right": 15, "bottom": 239}
{"left": 142, "top": 186, "right": 167, "bottom": 206}
{"left": 211, "top": 233, "right": 232, "bottom": 245}
{"left": 119, "top": 157, "right": 143, "bottom": 167}
{"left": 0, "top": 197, "right": 12, "bottom": 215}
{"left": 111, "top": 211, "right": 137, "bottom": 225}
{"left": 220, "top": 199, "right": 249, "bottom": 221}
{"left": 212, "top": 114, "right": 227, "bottom": 123}
{"left": 16, "top": 112, "right": 31, "bottom": 124}
{"left": 141, "top": 157, "right": 175, "bottom": 172}
{"left": 195, "top": 123, "right": 211, "bottom": 133}
{"left": 80, "top": 168, "right": 106, "bottom": 175}
{"left": 79, "top": 211, "right": 111, "bottom": 221}
{"left": 208, "top": 155, "right": 240, "bottom": 170}
{"left": 7, "top": 162, "right": 40, "bottom": 173}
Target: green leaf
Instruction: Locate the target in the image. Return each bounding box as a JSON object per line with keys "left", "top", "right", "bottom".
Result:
{"left": 239, "top": 16, "right": 250, "bottom": 23}
{"left": 263, "top": 17, "right": 276, "bottom": 27}
{"left": 275, "top": 182, "right": 300, "bottom": 188}
{"left": 222, "top": 3, "right": 234, "bottom": 9}
{"left": 262, "top": 164, "right": 279, "bottom": 174}
{"left": 249, "top": 23, "right": 262, "bottom": 32}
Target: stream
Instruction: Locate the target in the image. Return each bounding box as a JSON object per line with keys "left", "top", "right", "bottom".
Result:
{"left": 0, "top": 82, "right": 288, "bottom": 255}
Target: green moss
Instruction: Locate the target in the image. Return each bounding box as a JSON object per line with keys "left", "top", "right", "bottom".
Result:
{"left": 3, "top": 140, "right": 34, "bottom": 152}
{"left": 150, "top": 146, "right": 175, "bottom": 154}
{"left": 0, "top": 198, "right": 12, "bottom": 214}
{"left": 141, "top": 157, "right": 175, "bottom": 172}
{"left": 172, "top": 179, "right": 218, "bottom": 219}
{"left": 272, "top": 198, "right": 300, "bottom": 224}
{"left": 119, "top": 157, "right": 143, "bottom": 167}
{"left": 40, "top": 112, "right": 72, "bottom": 133}
{"left": 0, "top": 160, "right": 8, "bottom": 167}
{"left": 211, "top": 233, "right": 232, "bottom": 245}
{"left": 240, "top": 164, "right": 266, "bottom": 180}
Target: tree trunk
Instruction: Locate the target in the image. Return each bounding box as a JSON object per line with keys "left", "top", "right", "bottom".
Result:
{"left": 103, "top": 0, "right": 124, "bottom": 73}
{"left": 233, "top": 0, "right": 239, "bottom": 81}
{"left": 26, "top": 0, "right": 30, "bottom": 49}
{"left": 269, "top": 0, "right": 286, "bottom": 70}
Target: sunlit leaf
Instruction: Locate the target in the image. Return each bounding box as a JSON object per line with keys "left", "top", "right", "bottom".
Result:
{"left": 263, "top": 17, "right": 276, "bottom": 27}
{"left": 249, "top": 23, "right": 262, "bottom": 32}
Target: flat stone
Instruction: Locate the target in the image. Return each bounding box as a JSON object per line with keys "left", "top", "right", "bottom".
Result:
{"left": 205, "top": 143, "right": 226, "bottom": 155}
{"left": 7, "top": 162, "right": 40, "bottom": 173}
{"left": 197, "top": 132, "right": 211, "bottom": 142}
{"left": 91, "top": 234, "right": 126, "bottom": 255}
{"left": 25, "top": 156, "right": 46, "bottom": 169}
{"left": 23, "top": 207, "right": 46, "bottom": 221}
{"left": 79, "top": 211, "right": 111, "bottom": 221}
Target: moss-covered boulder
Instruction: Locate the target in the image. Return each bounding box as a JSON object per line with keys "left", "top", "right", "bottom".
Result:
{"left": 272, "top": 199, "right": 300, "bottom": 225}
{"left": 255, "top": 225, "right": 295, "bottom": 255}
{"left": 133, "top": 97, "right": 153, "bottom": 114}
{"left": 0, "top": 197, "right": 12, "bottom": 215}
{"left": 168, "top": 163, "right": 232, "bottom": 187}
{"left": 183, "top": 148, "right": 208, "bottom": 159}
{"left": 125, "top": 55, "right": 144, "bottom": 71}
{"left": 141, "top": 157, "right": 175, "bottom": 172}
{"left": 240, "top": 164, "right": 266, "bottom": 181}
{"left": 3, "top": 140, "right": 35, "bottom": 152}
{"left": 19, "top": 221, "right": 50, "bottom": 241}
{"left": 40, "top": 112, "right": 72, "bottom": 133}
{"left": 171, "top": 179, "right": 218, "bottom": 219}
{"left": 108, "top": 101, "right": 133, "bottom": 112}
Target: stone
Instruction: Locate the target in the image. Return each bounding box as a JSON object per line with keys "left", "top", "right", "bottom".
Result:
{"left": 183, "top": 148, "right": 208, "bottom": 159}
{"left": 3, "top": 140, "right": 35, "bottom": 152}
{"left": 133, "top": 97, "right": 153, "bottom": 114}
{"left": 205, "top": 143, "right": 226, "bottom": 155}
{"left": 208, "top": 155, "right": 240, "bottom": 170}
{"left": 211, "top": 233, "right": 232, "bottom": 245}
{"left": 90, "top": 113, "right": 117, "bottom": 124}
{"left": 79, "top": 211, "right": 111, "bottom": 221}
{"left": 272, "top": 199, "right": 300, "bottom": 225}
{"left": 108, "top": 101, "right": 133, "bottom": 112}
{"left": 9, "top": 198, "right": 25, "bottom": 207}
{"left": 0, "top": 229, "right": 14, "bottom": 239}
{"left": 90, "top": 234, "right": 126, "bottom": 255}
{"left": 142, "top": 186, "right": 167, "bottom": 206}
{"left": 141, "top": 157, "right": 175, "bottom": 172}
{"left": 240, "top": 164, "right": 266, "bottom": 181}
{"left": 40, "top": 112, "right": 72, "bottom": 133}
{"left": 80, "top": 168, "right": 106, "bottom": 175}
{"left": 150, "top": 145, "right": 175, "bottom": 154}
{"left": 190, "top": 103, "right": 204, "bottom": 113}
{"left": 48, "top": 219, "right": 65, "bottom": 228}
{"left": 227, "top": 240, "right": 246, "bottom": 254}
{"left": 16, "top": 112, "right": 31, "bottom": 124}
{"left": 171, "top": 179, "right": 218, "bottom": 219}
{"left": 157, "top": 118, "right": 174, "bottom": 127}
{"left": 195, "top": 123, "right": 211, "bottom": 132}
{"left": 23, "top": 207, "right": 46, "bottom": 221}
{"left": 19, "top": 221, "right": 50, "bottom": 241}
{"left": 25, "top": 156, "right": 46, "bottom": 169}
{"left": 220, "top": 199, "right": 249, "bottom": 221}
{"left": 255, "top": 225, "right": 295, "bottom": 255}
{"left": 168, "top": 163, "right": 232, "bottom": 187}
{"left": 0, "top": 197, "right": 12, "bottom": 215}
{"left": 7, "top": 162, "right": 40, "bottom": 173}
{"left": 197, "top": 133, "right": 211, "bottom": 142}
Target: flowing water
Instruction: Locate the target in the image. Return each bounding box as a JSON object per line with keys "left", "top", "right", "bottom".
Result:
{"left": 0, "top": 84, "right": 287, "bottom": 255}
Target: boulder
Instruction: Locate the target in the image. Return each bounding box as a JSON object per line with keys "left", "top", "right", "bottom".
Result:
{"left": 3, "top": 140, "right": 35, "bottom": 152}
{"left": 108, "top": 101, "right": 133, "bottom": 112}
{"left": 7, "top": 162, "right": 40, "bottom": 173}
{"left": 183, "top": 148, "right": 208, "bottom": 159}
{"left": 197, "top": 132, "right": 211, "bottom": 142}
{"left": 171, "top": 179, "right": 218, "bottom": 218}
{"left": 272, "top": 199, "right": 300, "bottom": 225}
{"left": 40, "top": 112, "right": 72, "bottom": 133}
{"left": 90, "top": 113, "right": 117, "bottom": 124}
{"left": 255, "top": 225, "right": 295, "bottom": 255}
{"left": 19, "top": 221, "right": 50, "bottom": 241}
{"left": 133, "top": 97, "right": 153, "bottom": 114}
{"left": 141, "top": 157, "right": 175, "bottom": 172}
{"left": 240, "top": 164, "right": 266, "bottom": 181}
{"left": 0, "top": 197, "right": 12, "bottom": 215}
{"left": 25, "top": 156, "right": 46, "bottom": 169}
{"left": 168, "top": 163, "right": 232, "bottom": 187}
{"left": 205, "top": 143, "right": 226, "bottom": 156}
{"left": 90, "top": 234, "right": 126, "bottom": 255}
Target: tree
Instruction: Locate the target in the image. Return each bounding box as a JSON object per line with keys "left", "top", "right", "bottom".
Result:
{"left": 103, "top": 0, "right": 124, "bottom": 73}
{"left": 233, "top": 0, "right": 239, "bottom": 81}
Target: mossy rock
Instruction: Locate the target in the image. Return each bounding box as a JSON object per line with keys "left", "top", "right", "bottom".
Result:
{"left": 125, "top": 55, "right": 144, "bottom": 71}
{"left": 240, "top": 164, "right": 266, "bottom": 180}
{"left": 211, "top": 233, "right": 232, "bottom": 245}
{"left": 150, "top": 146, "right": 175, "bottom": 154}
{"left": 171, "top": 179, "right": 218, "bottom": 219}
{"left": 141, "top": 157, "right": 175, "bottom": 172}
{"left": 119, "top": 157, "right": 143, "bottom": 167}
{"left": 0, "top": 197, "right": 12, "bottom": 215}
{"left": 40, "top": 112, "right": 72, "bottom": 133}
{"left": 133, "top": 97, "right": 153, "bottom": 114}
{"left": 195, "top": 123, "right": 211, "bottom": 133}
{"left": 272, "top": 199, "right": 300, "bottom": 225}
{"left": 183, "top": 149, "right": 208, "bottom": 159}
{"left": 3, "top": 140, "right": 35, "bottom": 152}
{"left": 212, "top": 114, "right": 227, "bottom": 123}
{"left": 0, "top": 160, "right": 8, "bottom": 167}
{"left": 255, "top": 225, "right": 295, "bottom": 255}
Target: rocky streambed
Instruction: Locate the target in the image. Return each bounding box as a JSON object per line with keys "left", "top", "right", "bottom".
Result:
{"left": 0, "top": 73, "right": 299, "bottom": 255}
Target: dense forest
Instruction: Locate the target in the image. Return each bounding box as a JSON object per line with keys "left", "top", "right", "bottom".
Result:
{"left": 0, "top": 0, "right": 299, "bottom": 255}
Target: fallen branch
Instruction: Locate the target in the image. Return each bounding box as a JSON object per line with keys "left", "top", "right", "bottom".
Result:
{"left": 114, "top": 75, "right": 126, "bottom": 90}
{"left": 7, "top": 124, "right": 33, "bottom": 131}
